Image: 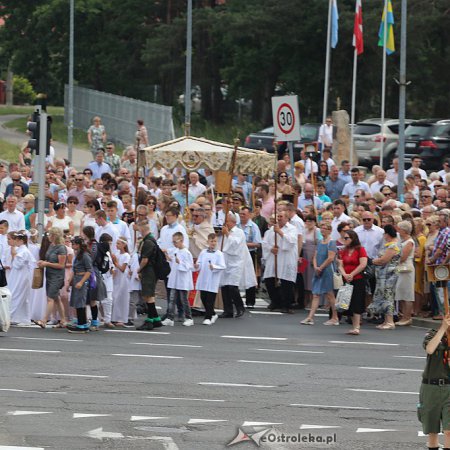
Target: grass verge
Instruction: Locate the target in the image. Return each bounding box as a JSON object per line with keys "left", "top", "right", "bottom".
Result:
{"left": 0, "top": 139, "right": 20, "bottom": 163}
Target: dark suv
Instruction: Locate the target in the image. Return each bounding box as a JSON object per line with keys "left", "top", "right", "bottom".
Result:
{"left": 403, "top": 120, "right": 450, "bottom": 170}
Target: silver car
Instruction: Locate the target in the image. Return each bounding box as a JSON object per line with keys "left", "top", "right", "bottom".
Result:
{"left": 353, "top": 119, "right": 412, "bottom": 169}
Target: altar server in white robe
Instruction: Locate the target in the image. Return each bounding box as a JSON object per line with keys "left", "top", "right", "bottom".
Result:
{"left": 9, "top": 231, "right": 35, "bottom": 325}
{"left": 220, "top": 213, "right": 256, "bottom": 318}
{"left": 262, "top": 210, "right": 298, "bottom": 313}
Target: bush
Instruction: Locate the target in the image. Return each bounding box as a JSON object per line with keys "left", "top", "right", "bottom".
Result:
{"left": 13, "top": 76, "right": 36, "bottom": 105}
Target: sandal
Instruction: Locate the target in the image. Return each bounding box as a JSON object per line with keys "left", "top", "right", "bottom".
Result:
{"left": 34, "top": 320, "right": 46, "bottom": 329}
{"left": 378, "top": 323, "right": 395, "bottom": 330}
{"left": 323, "top": 319, "right": 339, "bottom": 326}
{"left": 346, "top": 328, "right": 360, "bottom": 335}
{"left": 300, "top": 318, "right": 314, "bottom": 325}
{"left": 54, "top": 322, "right": 66, "bottom": 328}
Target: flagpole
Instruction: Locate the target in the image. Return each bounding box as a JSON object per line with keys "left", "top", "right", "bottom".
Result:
{"left": 350, "top": 48, "right": 357, "bottom": 167}
{"left": 322, "top": 0, "right": 333, "bottom": 124}
{"left": 379, "top": 0, "right": 388, "bottom": 169}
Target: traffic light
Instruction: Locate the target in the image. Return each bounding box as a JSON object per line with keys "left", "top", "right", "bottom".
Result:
{"left": 27, "top": 111, "right": 40, "bottom": 154}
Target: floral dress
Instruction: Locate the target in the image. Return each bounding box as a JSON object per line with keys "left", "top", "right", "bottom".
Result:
{"left": 368, "top": 241, "right": 400, "bottom": 315}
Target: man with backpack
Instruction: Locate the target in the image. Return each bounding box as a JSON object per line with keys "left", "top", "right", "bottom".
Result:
{"left": 135, "top": 220, "right": 163, "bottom": 331}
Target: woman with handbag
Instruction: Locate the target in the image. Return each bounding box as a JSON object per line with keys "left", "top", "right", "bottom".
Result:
{"left": 36, "top": 227, "right": 68, "bottom": 328}
{"left": 337, "top": 230, "right": 368, "bottom": 335}
{"left": 301, "top": 222, "right": 338, "bottom": 325}
{"left": 395, "top": 220, "right": 416, "bottom": 326}
{"left": 368, "top": 225, "right": 401, "bottom": 330}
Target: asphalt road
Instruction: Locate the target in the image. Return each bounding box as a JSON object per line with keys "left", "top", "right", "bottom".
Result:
{"left": 0, "top": 299, "right": 433, "bottom": 450}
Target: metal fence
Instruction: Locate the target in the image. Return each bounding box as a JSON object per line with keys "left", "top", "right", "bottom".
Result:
{"left": 64, "top": 85, "right": 175, "bottom": 146}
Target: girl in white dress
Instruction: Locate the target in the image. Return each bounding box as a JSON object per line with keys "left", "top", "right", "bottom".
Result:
{"left": 9, "top": 231, "right": 35, "bottom": 325}
{"left": 28, "top": 229, "right": 47, "bottom": 322}
{"left": 111, "top": 237, "right": 131, "bottom": 326}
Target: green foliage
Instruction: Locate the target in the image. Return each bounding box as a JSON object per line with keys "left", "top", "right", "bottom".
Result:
{"left": 0, "top": 139, "right": 20, "bottom": 163}
{"left": 12, "top": 76, "right": 36, "bottom": 105}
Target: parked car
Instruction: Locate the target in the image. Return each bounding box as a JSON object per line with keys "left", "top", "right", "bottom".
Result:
{"left": 353, "top": 119, "right": 413, "bottom": 169}
{"left": 401, "top": 119, "right": 450, "bottom": 171}
{"left": 244, "top": 123, "right": 320, "bottom": 160}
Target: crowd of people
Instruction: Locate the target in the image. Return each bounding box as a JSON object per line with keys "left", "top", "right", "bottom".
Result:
{"left": 0, "top": 117, "right": 450, "bottom": 336}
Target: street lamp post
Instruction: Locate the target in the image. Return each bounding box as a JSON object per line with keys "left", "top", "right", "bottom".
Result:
{"left": 68, "top": 0, "right": 74, "bottom": 162}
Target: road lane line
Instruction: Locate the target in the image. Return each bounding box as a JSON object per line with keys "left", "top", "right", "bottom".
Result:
{"left": 112, "top": 354, "right": 182, "bottom": 359}
{"left": 329, "top": 341, "right": 398, "bottom": 346}
{"left": 11, "top": 337, "right": 82, "bottom": 342}
{"left": 132, "top": 343, "right": 202, "bottom": 348}
{"left": 0, "top": 389, "right": 66, "bottom": 395}
{"left": 0, "top": 349, "right": 60, "bottom": 353}
{"left": 35, "top": 373, "right": 108, "bottom": 378}
{"left": 242, "top": 421, "right": 283, "bottom": 426}
{"left": 199, "top": 382, "right": 275, "bottom": 388}
{"left": 0, "top": 446, "right": 45, "bottom": 450}
{"left": 238, "top": 360, "right": 307, "bottom": 366}
{"left": 105, "top": 330, "right": 170, "bottom": 335}
{"left": 248, "top": 311, "right": 283, "bottom": 315}
{"left": 255, "top": 348, "right": 324, "bottom": 354}
{"left": 188, "top": 419, "right": 227, "bottom": 424}
{"left": 73, "top": 413, "right": 112, "bottom": 419}
{"left": 7, "top": 411, "right": 53, "bottom": 416}
{"left": 221, "top": 335, "right": 287, "bottom": 341}
{"left": 290, "top": 403, "right": 371, "bottom": 410}
{"left": 359, "top": 366, "right": 422, "bottom": 372}
{"left": 346, "top": 388, "right": 418, "bottom": 395}
{"left": 356, "top": 428, "right": 397, "bottom": 433}
{"left": 393, "top": 355, "right": 426, "bottom": 360}
{"left": 300, "top": 425, "right": 341, "bottom": 430}
{"left": 145, "top": 396, "right": 225, "bottom": 402}
{"left": 131, "top": 416, "right": 169, "bottom": 421}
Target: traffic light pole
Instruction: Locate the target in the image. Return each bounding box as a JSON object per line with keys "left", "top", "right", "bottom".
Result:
{"left": 37, "top": 110, "right": 47, "bottom": 240}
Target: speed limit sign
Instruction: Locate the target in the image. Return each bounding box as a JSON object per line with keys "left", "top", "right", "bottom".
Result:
{"left": 272, "top": 95, "right": 301, "bottom": 141}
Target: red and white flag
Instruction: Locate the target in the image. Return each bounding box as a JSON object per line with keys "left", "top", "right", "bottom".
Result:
{"left": 353, "top": 0, "right": 364, "bottom": 55}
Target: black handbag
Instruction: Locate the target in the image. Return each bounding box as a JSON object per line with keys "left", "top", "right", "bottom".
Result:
{"left": 0, "top": 260, "right": 7, "bottom": 287}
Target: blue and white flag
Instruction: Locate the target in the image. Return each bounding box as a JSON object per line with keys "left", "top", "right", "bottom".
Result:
{"left": 331, "top": 0, "right": 339, "bottom": 48}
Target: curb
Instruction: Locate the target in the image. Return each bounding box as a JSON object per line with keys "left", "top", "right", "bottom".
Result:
{"left": 412, "top": 316, "right": 439, "bottom": 329}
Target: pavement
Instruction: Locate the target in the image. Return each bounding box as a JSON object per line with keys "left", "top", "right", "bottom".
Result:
{"left": 0, "top": 114, "right": 92, "bottom": 169}
{"left": 0, "top": 295, "right": 436, "bottom": 450}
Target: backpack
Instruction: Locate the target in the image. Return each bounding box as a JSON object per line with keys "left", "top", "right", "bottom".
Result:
{"left": 94, "top": 242, "right": 111, "bottom": 274}
{"left": 148, "top": 236, "right": 171, "bottom": 280}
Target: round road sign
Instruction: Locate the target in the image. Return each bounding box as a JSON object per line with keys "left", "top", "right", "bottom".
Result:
{"left": 276, "top": 103, "right": 296, "bottom": 135}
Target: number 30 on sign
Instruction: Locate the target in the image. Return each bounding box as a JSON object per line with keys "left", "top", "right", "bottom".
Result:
{"left": 271, "top": 95, "right": 301, "bottom": 142}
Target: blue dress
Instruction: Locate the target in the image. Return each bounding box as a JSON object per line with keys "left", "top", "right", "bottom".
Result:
{"left": 312, "top": 240, "right": 336, "bottom": 295}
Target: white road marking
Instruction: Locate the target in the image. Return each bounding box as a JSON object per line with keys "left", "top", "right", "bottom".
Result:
{"left": 35, "top": 373, "right": 108, "bottom": 378}
{"left": 238, "top": 360, "right": 307, "bottom": 366}
{"left": 221, "top": 335, "right": 287, "bottom": 341}
{"left": 132, "top": 343, "right": 202, "bottom": 348}
{"left": 112, "top": 354, "right": 183, "bottom": 359}
{"left": 359, "top": 366, "right": 422, "bottom": 372}
{"left": 299, "top": 425, "right": 341, "bottom": 430}
{"left": 356, "top": 428, "right": 397, "bottom": 433}
{"left": 0, "top": 349, "right": 60, "bottom": 353}
{"left": 248, "top": 311, "right": 283, "bottom": 315}
{"left": 255, "top": 348, "right": 324, "bottom": 354}
{"left": 393, "top": 355, "right": 426, "bottom": 360}
{"left": 146, "top": 396, "right": 225, "bottom": 402}
{"left": 290, "top": 404, "right": 371, "bottom": 410}
{"left": 346, "top": 388, "right": 418, "bottom": 395}
{"left": 86, "top": 427, "right": 124, "bottom": 440}
{"left": 0, "top": 446, "right": 45, "bottom": 450}
{"left": 147, "top": 436, "right": 179, "bottom": 450}
{"left": 11, "top": 337, "right": 82, "bottom": 342}
{"left": 329, "top": 340, "right": 398, "bottom": 346}
{"left": 73, "top": 413, "right": 112, "bottom": 419}
{"left": 242, "top": 421, "right": 283, "bottom": 426}
{"left": 105, "top": 330, "right": 170, "bottom": 335}
{"left": 199, "top": 382, "right": 275, "bottom": 388}
{"left": 1, "top": 389, "right": 66, "bottom": 395}
{"left": 131, "top": 416, "right": 169, "bottom": 421}
{"left": 187, "top": 419, "right": 227, "bottom": 424}
{"left": 7, "top": 411, "right": 53, "bottom": 416}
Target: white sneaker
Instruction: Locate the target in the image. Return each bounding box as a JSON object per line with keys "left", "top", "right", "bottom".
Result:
{"left": 210, "top": 314, "right": 218, "bottom": 324}
{"left": 161, "top": 318, "right": 174, "bottom": 326}
{"left": 183, "top": 319, "right": 194, "bottom": 327}
{"left": 202, "top": 319, "right": 212, "bottom": 325}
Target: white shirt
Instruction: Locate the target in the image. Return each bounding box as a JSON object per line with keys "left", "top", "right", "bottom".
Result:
{"left": 109, "top": 218, "right": 131, "bottom": 242}
{"left": 404, "top": 167, "right": 427, "bottom": 180}
{"left": 297, "top": 195, "right": 323, "bottom": 212}
{"left": 300, "top": 159, "right": 318, "bottom": 178}
{"left": 331, "top": 213, "right": 351, "bottom": 240}
{"left": 0, "top": 209, "right": 26, "bottom": 232}
{"left": 95, "top": 222, "right": 120, "bottom": 253}
{"left": 438, "top": 169, "right": 450, "bottom": 181}
{"left": 195, "top": 249, "right": 226, "bottom": 293}
{"left": 324, "top": 157, "right": 336, "bottom": 171}
{"left": 318, "top": 124, "right": 333, "bottom": 147}
{"left": 157, "top": 222, "right": 189, "bottom": 252}
{"left": 370, "top": 179, "right": 394, "bottom": 195}
{"left": 289, "top": 214, "right": 305, "bottom": 237}
{"left": 262, "top": 223, "right": 298, "bottom": 283}
{"left": 354, "top": 224, "right": 384, "bottom": 259}
{"left": 167, "top": 247, "right": 194, "bottom": 291}
{"left": 188, "top": 182, "right": 206, "bottom": 199}
{"left": 342, "top": 181, "right": 371, "bottom": 201}
{"left": 386, "top": 168, "right": 399, "bottom": 185}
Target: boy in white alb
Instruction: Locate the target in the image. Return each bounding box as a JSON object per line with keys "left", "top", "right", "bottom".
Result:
{"left": 162, "top": 231, "right": 194, "bottom": 327}
{"left": 195, "top": 233, "right": 226, "bottom": 325}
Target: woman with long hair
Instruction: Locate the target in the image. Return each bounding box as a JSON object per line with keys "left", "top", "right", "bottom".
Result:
{"left": 66, "top": 196, "right": 84, "bottom": 236}
{"left": 81, "top": 199, "right": 100, "bottom": 229}
{"left": 47, "top": 203, "right": 74, "bottom": 236}
{"left": 317, "top": 161, "right": 330, "bottom": 182}
{"left": 28, "top": 229, "right": 47, "bottom": 325}
{"left": 337, "top": 230, "right": 368, "bottom": 335}
{"left": 66, "top": 236, "right": 93, "bottom": 333}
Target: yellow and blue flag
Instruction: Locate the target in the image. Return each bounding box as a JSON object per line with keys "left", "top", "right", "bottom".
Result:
{"left": 378, "top": 0, "right": 395, "bottom": 54}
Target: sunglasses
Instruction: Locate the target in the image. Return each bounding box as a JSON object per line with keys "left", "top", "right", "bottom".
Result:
{"left": 362, "top": 218, "right": 373, "bottom": 222}
{"left": 75, "top": 178, "right": 84, "bottom": 181}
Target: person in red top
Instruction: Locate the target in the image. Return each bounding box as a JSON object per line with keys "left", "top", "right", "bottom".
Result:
{"left": 337, "top": 230, "right": 368, "bottom": 335}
